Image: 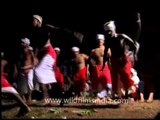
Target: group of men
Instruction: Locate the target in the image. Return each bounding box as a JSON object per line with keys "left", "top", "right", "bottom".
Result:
{"left": 1, "top": 12, "right": 155, "bottom": 117}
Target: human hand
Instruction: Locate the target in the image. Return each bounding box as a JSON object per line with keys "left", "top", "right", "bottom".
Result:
{"left": 136, "top": 12, "right": 141, "bottom": 22}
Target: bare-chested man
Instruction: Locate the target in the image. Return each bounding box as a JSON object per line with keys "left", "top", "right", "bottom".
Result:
{"left": 1, "top": 52, "right": 31, "bottom": 116}
{"left": 16, "top": 38, "right": 36, "bottom": 103}
{"left": 90, "top": 34, "right": 112, "bottom": 98}
{"left": 70, "top": 46, "right": 89, "bottom": 97}
{"left": 103, "top": 20, "right": 137, "bottom": 98}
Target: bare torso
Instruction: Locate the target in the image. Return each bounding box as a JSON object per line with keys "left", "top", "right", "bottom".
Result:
{"left": 91, "top": 46, "right": 105, "bottom": 65}
{"left": 72, "top": 53, "right": 88, "bottom": 72}
{"left": 20, "top": 47, "right": 34, "bottom": 73}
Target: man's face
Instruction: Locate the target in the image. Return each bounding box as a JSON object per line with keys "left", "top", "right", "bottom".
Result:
{"left": 97, "top": 39, "right": 104, "bottom": 46}
{"left": 105, "top": 29, "right": 115, "bottom": 37}
{"left": 21, "top": 42, "right": 28, "bottom": 47}
{"left": 33, "top": 18, "right": 40, "bottom": 27}
{"left": 55, "top": 50, "right": 60, "bottom": 56}
{"left": 72, "top": 51, "right": 79, "bottom": 56}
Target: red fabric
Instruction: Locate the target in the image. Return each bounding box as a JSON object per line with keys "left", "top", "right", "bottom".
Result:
{"left": 73, "top": 67, "right": 87, "bottom": 92}
{"left": 1, "top": 75, "right": 12, "bottom": 88}
{"left": 111, "top": 56, "right": 134, "bottom": 93}
{"left": 55, "top": 67, "right": 64, "bottom": 90}
{"left": 1, "top": 64, "right": 12, "bottom": 88}
{"left": 90, "top": 64, "right": 112, "bottom": 90}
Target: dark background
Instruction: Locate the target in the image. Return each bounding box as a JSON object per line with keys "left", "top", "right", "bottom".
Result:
{"left": 1, "top": 0, "right": 160, "bottom": 98}
{"left": 1, "top": 0, "right": 160, "bottom": 54}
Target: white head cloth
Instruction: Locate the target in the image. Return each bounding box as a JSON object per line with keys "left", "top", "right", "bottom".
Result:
{"left": 104, "top": 20, "right": 116, "bottom": 31}
{"left": 71, "top": 46, "right": 80, "bottom": 52}
{"left": 21, "top": 38, "right": 30, "bottom": 45}
{"left": 33, "top": 15, "right": 42, "bottom": 24}
{"left": 96, "top": 34, "right": 105, "bottom": 40}
{"left": 54, "top": 47, "right": 61, "bottom": 52}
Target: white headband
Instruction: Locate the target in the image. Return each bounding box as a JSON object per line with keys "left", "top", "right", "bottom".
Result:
{"left": 96, "top": 34, "right": 105, "bottom": 40}
{"left": 21, "top": 38, "right": 30, "bottom": 45}
{"left": 54, "top": 47, "right": 61, "bottom": 52}
{"left": 104, "top": 20, "right": 116, "bottom": 31}
{"left": 33, "top": 15, "right": 42, "bottom": 24}
{"left": 71, "top": 46, "right": 80, "bottom": 52}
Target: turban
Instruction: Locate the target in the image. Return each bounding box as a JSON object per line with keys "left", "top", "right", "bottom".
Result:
{"left": 96, "top": 34, "right": 105, "bottom": 40}
{"left": 54, "top": 47, "right": 61, "bottom": 52}
{"left": 71, "top": 46, "right": 80, "bottom": 52}
{"left": 33, "top": 15, "right": 42, "bottom": 24}
{"left": 21, "top": 38, "right": 30, "bottom": 45}
{"left": 104, "top": 20, "right": 116, "bottom": 31}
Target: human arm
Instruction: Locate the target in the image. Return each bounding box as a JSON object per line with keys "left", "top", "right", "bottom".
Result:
{"left": 134, "top": 12, "right": 141, "bottom": 42}
{"left": 46, "top": 23, "right": 84, "bottom": 43}
{"left": 102, "top": 47, "right": 109, "bottom": 70}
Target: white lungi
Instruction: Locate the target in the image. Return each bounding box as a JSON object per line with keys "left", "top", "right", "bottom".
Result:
{"left": 35, "top": 54, "right": 57, "bottom": 84}
{"left": 28, "top": 69, "right": 34, "bottom": 90}
{"left": 2, "top": 87, "right": 19, "bottom": 94}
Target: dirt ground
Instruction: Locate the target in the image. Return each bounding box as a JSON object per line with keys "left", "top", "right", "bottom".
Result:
{"left": 2, "top": 98, "right": 160, "bottom": 119}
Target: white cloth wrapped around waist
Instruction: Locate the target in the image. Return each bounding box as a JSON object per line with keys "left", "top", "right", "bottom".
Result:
{"left": 131, "top": 68, "right": 140, "bottom": 88}
{"left": 35, "top": 54, "right": 57, "bottom": 84}
{"left": 2, "top": 87, "right": 19, "bottom": 94}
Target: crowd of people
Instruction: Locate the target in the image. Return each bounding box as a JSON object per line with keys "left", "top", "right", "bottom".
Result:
{"left": 1, "top": 12, "right": 155, "bottom": 117}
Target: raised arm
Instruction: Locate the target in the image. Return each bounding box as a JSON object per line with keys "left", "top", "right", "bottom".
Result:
{"left": 122, "top": 34, "right": 137, "bottom": 49}
{"left": 134, "top": 12, "right": 141, "bottom": 42}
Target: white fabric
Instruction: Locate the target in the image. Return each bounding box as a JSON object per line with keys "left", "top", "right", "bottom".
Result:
{"left": 21, "top": 38, "right": 30, "bottom": 45}
{"left": 97, "top": 90, "right": 107, "bottom": 98}
{"left": 29, "top": 46, "right": 33, "bottom": 51}
{"left": 2, "top": 87, "right": 19, "bottom": 94}
{"left": 104, "top": 20, "right": 116, "bottom": 31}
{"left": 33, "top": 15, "right": 42, "bottom": 23}
{"left": 54, "top": 47, "right": 60, "bottom": 52}
{"left": 106, "top": 83, "right": 112, "bottom": 89}
{"left": 131, "top": 68, "right": 140, "bottom": 88}
{"left": 71, "top": 46, "right": 79, "bottom": 52}
{"left": 35, "top": 54, "right": 57, "bottom": 84}
{"left": 85, "top": 83, "right": 90, "bottom": 92}
{"left": 97, "top": 34, "right": 105, "bottom": 40}
{"left": 28, "top": 69, "right": 34, "bottom": 90}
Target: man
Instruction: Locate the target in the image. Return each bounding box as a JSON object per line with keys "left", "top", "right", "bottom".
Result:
{"left": 103, "top": 20, "right": 137, "bottom": 98}
{"left": 16, "top": 38, "right": 36, "bottom": 104}
{"left": 31, "top": 14, "right": 48, "bottom": 54}
{"left": 27, "top": 14, "right": 58, "bottom": 104}
{"left": 33, "top": 15, "right": 42, "bottom": 28}
{"left": 1, "top": 52, "right": 31, "bottom": 117}
{"left": 90, "top": 34, "right": 112, "bottom": 98}
{"left": 34, "top": 30, "right": 57, "bottom": 103}
{"left": 70, "top": 46, "right": 89, "bottom": 97}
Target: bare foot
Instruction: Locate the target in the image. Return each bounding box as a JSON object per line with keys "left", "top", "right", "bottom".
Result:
{"left": 16, "top": 106, "right": 31, "bottom": 117}
{"left": 146, "top": 99, "right": 153, "bottom": 103}
{"left": 139, "top": 99, "right": 145, "bottom": 103}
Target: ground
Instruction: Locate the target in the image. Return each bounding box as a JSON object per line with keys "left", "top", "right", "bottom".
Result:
{"left": 2, "top": 98, "right": 160, "bottom": 119}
